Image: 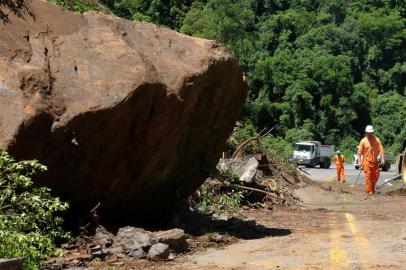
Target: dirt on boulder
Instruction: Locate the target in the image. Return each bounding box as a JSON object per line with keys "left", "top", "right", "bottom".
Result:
{"left": 0, "top": 0, "right": 246, "bottom": 224}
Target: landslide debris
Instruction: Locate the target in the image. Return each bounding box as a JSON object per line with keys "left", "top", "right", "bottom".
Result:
{"left": 190, "top": 153, "right": 312, "bottom": 217}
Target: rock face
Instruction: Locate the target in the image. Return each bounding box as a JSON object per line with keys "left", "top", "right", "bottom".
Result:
{"left": 0, "top": 0, "right": 246, "bottom": 223}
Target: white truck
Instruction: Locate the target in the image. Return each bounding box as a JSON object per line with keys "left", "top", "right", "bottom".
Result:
{"left": 353, "top": 153, "right": 393, "bottom": 171}
{"left": 292, "top": 141, "right": 334, "bottom": 168}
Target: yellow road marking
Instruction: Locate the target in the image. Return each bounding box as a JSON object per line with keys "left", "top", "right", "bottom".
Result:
{"left": 330, "top": 248, "right": 349, "bottom": 269}
{"left": 345, "top": 213, "right": 358, "bottom": 233}
{"left": 345, "top": 213, "right": 375, "bottom": 259}
{"left": 330, "top": 232, "right": 349, "bottom": 269}
{"left": 329, "top": 217, "right": 349, "bottom": 269}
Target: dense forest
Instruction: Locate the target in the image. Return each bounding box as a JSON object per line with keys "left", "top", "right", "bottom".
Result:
{"left": 51, "top": 0, "right": 405, "bottom": 157}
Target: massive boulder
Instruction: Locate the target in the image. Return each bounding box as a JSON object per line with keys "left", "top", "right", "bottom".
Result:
{"left": 0, "top": 0, "right": 246, "bottom": 223}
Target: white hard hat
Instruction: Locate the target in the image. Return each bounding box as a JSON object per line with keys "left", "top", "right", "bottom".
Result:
{"left": 365, "top": 125, "right": 374, "bottom": 133}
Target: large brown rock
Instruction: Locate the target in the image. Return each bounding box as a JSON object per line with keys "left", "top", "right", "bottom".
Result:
{"left": 0, "top": 0, "right": 246, "bottom": 223}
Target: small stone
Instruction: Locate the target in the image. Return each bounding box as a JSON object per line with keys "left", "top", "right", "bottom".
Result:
{"left": 87, "top": 244, "right": 101, "bottom": 252}
{"left": 87, "top": 244, "right": 104, "bottom": 258}
{"left": 49, "top": 263, "right": 63, "bottom": 270}
{"left": 209, "top": 233, "right": 224, "bottom": 243}
{"left": 147, "top": 243, "right": 170, "bottom": 259}
{"left": 114, "top": 227, "right": 156, "bottom": 253}
{"left": 92, "top": 250, "right": 103, "bottom": 258}
{"left": 155, "top": 228, "right": 188, "bottom": 252}
{"left": 95, "top": 226, "right": 115, "bottom": 247}
{"left": 168, "top": 253, "right": 176, "bottom": 260}
{"left": 129, "top": 248, "right": 147, "bottom": 259}
{"left": 105, "top": 239, "right": 114, "bottom": 247}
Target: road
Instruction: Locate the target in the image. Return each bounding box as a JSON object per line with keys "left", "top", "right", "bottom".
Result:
{"left": 172, "top": 164, "right": 406, "bottom": 270}
{"left": 301, "top": 163, "right": 396, "bottom": 186}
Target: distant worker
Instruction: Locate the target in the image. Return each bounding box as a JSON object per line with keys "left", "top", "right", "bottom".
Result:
{"left": 332, "top": 150, "right": 345, "bottom": 182}
{"left": 358, "top": 125, "right": 385, "bottom": 194}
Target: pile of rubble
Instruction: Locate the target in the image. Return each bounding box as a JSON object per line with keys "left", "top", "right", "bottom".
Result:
{"left": 192, "top": 153, "right": 312, "bottom": 211}
{"left": 43, "top": 227, "right": 188, "bottom": 269}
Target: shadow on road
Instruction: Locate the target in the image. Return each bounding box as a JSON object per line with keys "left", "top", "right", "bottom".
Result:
{"left": 172, "top": 211, "right": 291, "bottom": 240}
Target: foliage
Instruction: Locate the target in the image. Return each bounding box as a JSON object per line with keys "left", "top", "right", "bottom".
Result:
{"left": 337, "top": 135, "right": 359, "bottom": 163}
{"left": 371, "top": 91, "right": 406, "bottom": 153}
{"left": 227, "top": 121, "right": 290, "bottom": 158}
{"left": 194, "top": 185, "right": 215, "bottom": 214}
{"left": 261, "top": 135, "right": 294, "bottom": 158}
{"left": 99, "top": 0, "right": 196, "bottom": 30}
{"left": 231, "top": 122, "right": 257, "bottom": 143}
{"left": 194, "top": 167, "right": 246, "bottom": 215}
{"left": 193, "top": 182, "right": 245, "bottom": 215}
{"left": 48, "top": 0, "right": 99, "bottom": 13}
{"left": 181, "top": 0, "right": 255, "bottom": 50}
{"left": 218, "top": 190, "right": 245, "bottom": 213}
{"left": 0, "top": 151, "right": 69, "bottom": 270}
{"left": 181, "top": 0, "right": 405, "bottom": 154}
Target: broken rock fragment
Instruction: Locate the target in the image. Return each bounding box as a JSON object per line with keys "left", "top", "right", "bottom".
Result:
{"left": 217, "top": 157, "right": 259, "bottom": 183}
{"left": 113, "top": 227, "right": 156, "bottom": 253}
{"left": 155, "top": 228, "right": 188, "bottom": 252}
{"left": 147, "top": 243, "right": 170, "bottom": 260}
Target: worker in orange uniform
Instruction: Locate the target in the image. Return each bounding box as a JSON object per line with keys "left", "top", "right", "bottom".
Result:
{"left": 332, "top": 150, "right": 345, "bottom": 182}
{"left": 358, "top": 125, "right": 385, "bottom": 194}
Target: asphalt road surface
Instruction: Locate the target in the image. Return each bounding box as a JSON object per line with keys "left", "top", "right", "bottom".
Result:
{"left": 301, "top": 163, "right": 397, "bottom": 186}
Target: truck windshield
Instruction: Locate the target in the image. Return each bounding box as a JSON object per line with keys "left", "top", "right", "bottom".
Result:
{"left": 295, "top": 144, "right": 312, "bottom": 151}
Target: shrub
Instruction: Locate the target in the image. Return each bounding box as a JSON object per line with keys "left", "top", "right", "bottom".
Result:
{"left": 338, "top": 135, "right": 359, "bottom": 163}
{"left": 48, "top": 0, "right": 99, "bottom": 13}
{"left": 193, "top": 170, "right": 246, "bottom": 215}
{"left": 0, "top": 150, "right": 69, "bottom": 270}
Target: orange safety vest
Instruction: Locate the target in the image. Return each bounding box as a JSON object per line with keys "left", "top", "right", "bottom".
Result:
{"left": 333, "top": 154, "right": 345, "bottom": 166}
{"left": 357, "top": 136, "right": 384, "bottom": 164}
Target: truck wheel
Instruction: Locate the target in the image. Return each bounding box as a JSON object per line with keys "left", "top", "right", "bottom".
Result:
{"left": 382, "top": 163, "right": 390, "bottom": 171}
{"left": 308, "top": 160, "right": 316, "bottom": 168}
{"left": 325, "top": 160, "right": 331, "bottom": 169}
{"left": 355, "top": 166, "right": 359, "bottom": 170}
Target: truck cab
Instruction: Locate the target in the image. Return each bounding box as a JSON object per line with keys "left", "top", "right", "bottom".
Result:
{"left": 292, "top": 141, "right": 333, "bottom": 168}
{"left": 293, "top": 142, "right": 317, "bottom": 167}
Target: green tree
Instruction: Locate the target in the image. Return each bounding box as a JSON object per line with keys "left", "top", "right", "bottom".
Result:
{"left": 48, "top": 0, "right": 99, "bottom": 13}
{"left": 181, "top": 0, "right": 255, "bottom": 49}
{"left": 371, "top": 91, "right": 406, "bottom": 153}
{"left": 0, "top": 151, "right": 69, "bottom": 270}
